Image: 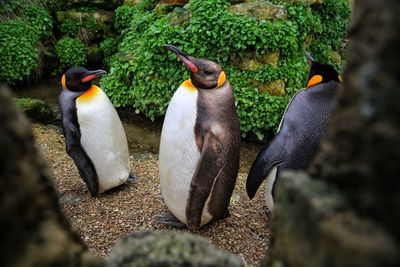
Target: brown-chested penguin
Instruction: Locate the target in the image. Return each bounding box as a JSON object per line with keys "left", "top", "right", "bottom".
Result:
{"left": 155, "top": 45, "right": 241, "bottom": 230}
{"left": 246, "top": 52, "right": 341, "bottom": 213}
{"left": 59, "top": 67, "right": 132, "bottom": 196}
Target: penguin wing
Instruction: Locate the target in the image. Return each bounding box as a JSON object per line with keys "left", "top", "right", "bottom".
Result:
{"left": 64, "top": 127, "right": 99, "bottom": 196}
{"left": 246, "top": 133, "right": 286, "bottom": 199}
{"left": 186, "top": 132, "right": 223, "bottom": 230}
{"left": 60, "top": 92, "right": 99, "bottom": 196}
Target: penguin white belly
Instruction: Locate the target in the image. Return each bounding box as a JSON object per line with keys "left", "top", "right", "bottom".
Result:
{"left": 159, "top": 83, "right": 202, "bottom": 225}
{"left": 265, "top": 166, "right": 277, "bottom": 213}
{"left": 76, "top": 86, "right": 130, "bottom": 193}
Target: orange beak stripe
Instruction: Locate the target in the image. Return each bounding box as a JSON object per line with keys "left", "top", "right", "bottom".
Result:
{"left": 81, "top": 74, "right": 97, "bottom": 83}
{"left": 306, "top": 74, "right": 323, "bottom": 89}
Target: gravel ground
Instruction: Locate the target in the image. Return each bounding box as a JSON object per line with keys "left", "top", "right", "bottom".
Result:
{"left": 32, "top": 123, "right": 270, "bottom": 267}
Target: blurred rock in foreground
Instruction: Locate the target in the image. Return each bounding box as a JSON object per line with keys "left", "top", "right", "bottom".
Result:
{"left": 0, "top": 84, "right": 104, "bottom": 267}
{"left": 107, "top": 231, "right": 245, "bottom": 267}
{"left": 263, "top": 0, "right": 400, "bottom": 266}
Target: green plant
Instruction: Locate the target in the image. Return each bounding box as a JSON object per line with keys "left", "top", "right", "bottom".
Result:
{"left": 60, "top": 18, "right": 80, "bottom": 37}
{"left": 0, "top": 1, "right": 54, "bottom": 84}
{"left": 55, "top": 37, "right": 87, "bottom": 70}
{"left": 100, "top": 37, "right": 120, "bottom": 66}
{"left": 22, "top": 4, "right": 53, "bottom": 39}
{"left": 102, "top": 0, "right": 350, "bottom": 139}
{"left": 0, "top": 19, "right": 39, "bottom": 84}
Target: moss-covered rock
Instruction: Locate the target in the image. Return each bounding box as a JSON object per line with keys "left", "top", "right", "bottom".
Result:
{"left": 264, "top": 172, "right": 400, "bottom": 267}
{"left": 107, "top": 231, "right": 245, "bottom": 267}
{"left": 15, "top": 98, "right": 54, "bottom": 123}
{"left": 155, "top": 3, "right": 186, "bottom": 16}
{"left": 1, "top": 85, "right": 103, "bottom": 267}
{"left": 256, "top": 79, "right": 286, "bottom": 96}
{"left": 228, "top": 1, "right": 287, "bottom": 21}
{"left": 169, "top": 7, "right": 192, "bottom": 26}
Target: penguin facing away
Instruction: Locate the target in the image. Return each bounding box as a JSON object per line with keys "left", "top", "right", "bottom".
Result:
{"left": 246, "top": 52, "right": 341, "bottom": 214}
{"left": 156, "top": 45, "right": 241, "bottom": 230}
{"left": 59, "top": 67, "right": 132, "bottom": 196}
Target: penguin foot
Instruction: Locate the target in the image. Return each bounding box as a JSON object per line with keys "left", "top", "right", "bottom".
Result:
{"left": 154, "top": 211, "right": 185, "bottom": 228}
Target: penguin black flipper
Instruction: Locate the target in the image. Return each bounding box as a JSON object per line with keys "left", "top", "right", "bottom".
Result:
{"left": 60, "top": 91, "right": 99, "bottom": 196}
{"left": 246, "top": 132, "right": 287, "bottom": 199}
{"left": 186, "top": 132, "right": 223, "bottom": 230}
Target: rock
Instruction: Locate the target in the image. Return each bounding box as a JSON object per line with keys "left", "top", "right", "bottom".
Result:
{"left": 233, "top": 50, "right": 280, "bottom": 71}
{"left": 285, "top": 0, "right": 323, "bottom": 4}
{"left": 327, "top": 50, "right": 342, "bottom": 66}
{"left": 107, "top": 231, "right": 245, "bottom": 267}
{"left": 155, "top": 3, "right": 186, "bottom": 16}
{"left": 124, "top": 0, "right": 140, "bottom": 5}
{"left": 256, "top": 80, "right": 286, "bottom": 96}
{"left": 15, "top": 98, "right": 54, "bottom": 124}
{"left": 60, "top": 0, "right": 123, "bottom": 10}
{"left": 160, "top": 0, "right": 189, "bottom": 3}
{"left": 264, "top": 172, "right": 400, "bottom": 267}
{"left": 309, "top": 0, "right": 400, "bottom": 242}
{"left": 258, "top": 50, "right": 280, "bottom": 67}
{"left": 228, "top": 1, "right": 287, "bottom": 21}
{"left": 0, "top": 85, "right": 104, "bottom": 267}
{"left": 237, "top": 57, "right": 262, "bottom": 71}
{"left": 169, "top": 7, "right": 192, "bottom": 26}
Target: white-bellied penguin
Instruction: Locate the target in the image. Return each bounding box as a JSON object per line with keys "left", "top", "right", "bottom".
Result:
{"left": 156, "top": 45, "right": 241, "bottom": 230}
{"left": 246, "top": 52, "right": 342, "bottom": 214}
{"left": 59, "top": 67, "right": 133, "bottom": 196}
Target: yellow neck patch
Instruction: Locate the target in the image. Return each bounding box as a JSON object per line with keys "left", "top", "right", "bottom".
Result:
{"left": 217, "top": 71, "right": 226, "bottom": 88}
{"left": 182, "top": 79, "right": 196, "bottom": 92}
{"left": 306, "top": 74, "right": 323, "bottom": 89}
{"left": 77, "top": 85, "right": 100, "bottom": 104}
{"left": 61, "top": 74, "right": 67, "bottom": 89}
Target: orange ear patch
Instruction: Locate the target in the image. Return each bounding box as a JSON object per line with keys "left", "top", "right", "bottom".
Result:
{"left": 77, "top": 85, "right": 100, "bottom": 104}
{"left": 181, "top": 79, "right": 196, "bottom": 92}
{"left": 217, "top": 71, "right": 226, "bottom": 88}
{"left": 306, "top": 75, "right": 323, "bottom": 89}
{"left": 61, "top": 74, "right": 66, "bottom": 89}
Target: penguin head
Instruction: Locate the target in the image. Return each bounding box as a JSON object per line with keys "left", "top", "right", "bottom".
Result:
{"left": 61, "top": 67, "right": 107, "bottom": 92}
{"left": 163, "top": 44, "right": 226, "bottom": 89}
{"left": 305, "top": 52, "right": 341, "bottom": 89}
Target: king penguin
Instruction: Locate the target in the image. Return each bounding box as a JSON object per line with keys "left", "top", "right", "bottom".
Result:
{"left": 155, "top": 45, "right": 241, "bottom": 230}
{"left": 59, "top": 67, "right": 132, "bottom": 196}
{"left": 246, "top": 52, "right": 342, "bottom": 214}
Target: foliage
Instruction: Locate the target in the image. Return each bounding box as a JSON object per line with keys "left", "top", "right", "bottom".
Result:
{"left": 22, "top": 4, "right": 53, "bottom": 39}
{"left": 102, "top": 0, "right": 350, "bottom": 139}
{"left": 0, "top": 1, "right": 53, "bottom": 84}
{"left": 60, "top": 18, "right": 80, "bottom": 37}
{"left": 0, "top": 19, "right": 38, "bottom": 84}
{"left": 55, "top": 37, "right": 87, "bottom": 70}
{"left": 100, "top": 37, "right": 120, "bottom": 66}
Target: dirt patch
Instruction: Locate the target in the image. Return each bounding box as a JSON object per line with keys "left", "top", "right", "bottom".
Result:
{"left": 32, "top": 123, "right": 269, "bottom": 267}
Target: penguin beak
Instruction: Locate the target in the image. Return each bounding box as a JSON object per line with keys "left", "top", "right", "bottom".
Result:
{"left": 305, "top": 52, "right": 315, "bottom": 67}
{"left": 163, "top": 44, "right": 199, "bottom": 74}
{"left": 81, "top": 69, "right": 107, "bottom": 83}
